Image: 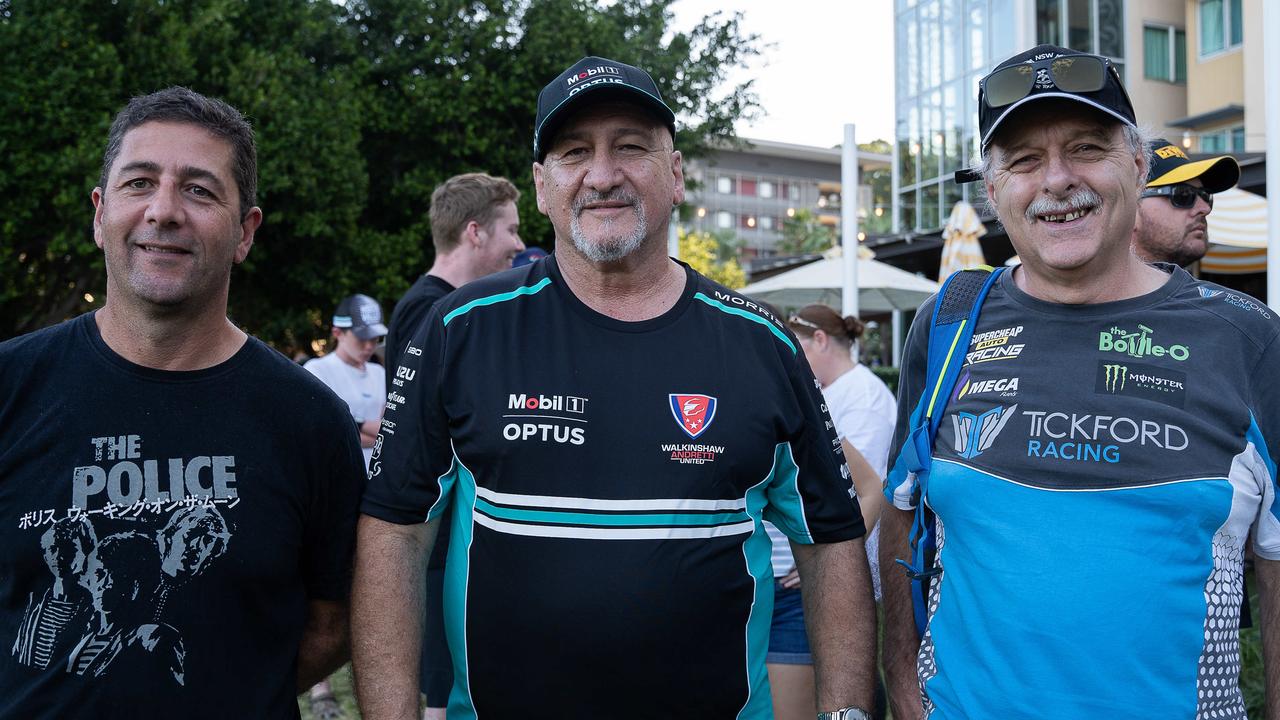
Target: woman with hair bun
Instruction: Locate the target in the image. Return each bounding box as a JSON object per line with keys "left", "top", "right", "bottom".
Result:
{"left": 764, "top": 303, "right": 897, "bottom": 720}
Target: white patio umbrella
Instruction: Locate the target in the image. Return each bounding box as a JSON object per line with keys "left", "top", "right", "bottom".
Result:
{"left": 741, "top": 248, "right": 939, "bottom": 313}
{"left": 1201, "top": 187, "right": 1268, "bottom": 274}
{"left": 939, "top": 200, "right": 988, "bottom": 280}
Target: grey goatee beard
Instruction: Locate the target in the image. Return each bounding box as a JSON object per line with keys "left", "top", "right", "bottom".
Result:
{"left": 570, "top": 190, "right": 646, "bottom": 263}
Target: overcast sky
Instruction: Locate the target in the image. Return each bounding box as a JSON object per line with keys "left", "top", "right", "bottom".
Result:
{"left": 670, "top": 0, "right": 896, "bottom": 148}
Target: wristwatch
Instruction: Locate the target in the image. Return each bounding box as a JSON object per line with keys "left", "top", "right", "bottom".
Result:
{"left": 817, "top": 708, "right": 873, "bottom": 720}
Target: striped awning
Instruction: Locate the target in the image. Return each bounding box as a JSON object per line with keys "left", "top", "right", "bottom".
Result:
{"left": 1201, "top": 188, "right": 1268, "bottom": 274}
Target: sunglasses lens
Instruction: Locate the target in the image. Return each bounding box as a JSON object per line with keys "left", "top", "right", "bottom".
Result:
{"left": 984, "top": 65, "right": 1035, "bottom": 107}
{"left": 1170, "top": 187, "right": 1195, "bottom": 208}
{"left": 1170, "top": 185, "right": 1212, "bottom": 209}
{"left": 1050, "top": 56, "right": 1108, "bottom": 92}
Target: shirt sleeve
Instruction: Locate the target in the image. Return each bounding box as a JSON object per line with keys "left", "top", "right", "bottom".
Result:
{"left": 386, "top": 293, "right": 432, "bottom": 372}
{"left": 1248, "top": 331, "right": 1280, "bottom": 560}
{"left": 884, "top": 298, "right": 934, "bottom": 510}
{"left": 762, "top": 342, "right": 866, "bottom": 545}
{"left": 361, "top": 306, "right": 454, "bottom": 525}
{"left": 830, "top": 382, "right": 896, "bottom": 479}
{"left": 301, "top": 404, "right": 367, "bottom": 601}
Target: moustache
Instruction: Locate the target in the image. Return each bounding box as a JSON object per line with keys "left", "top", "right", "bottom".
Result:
{"left": 1025, "top": 188, "right": 1102, "bottom": 221}
{"left": 572, "top": 190, "right": 639, "bottom": 215}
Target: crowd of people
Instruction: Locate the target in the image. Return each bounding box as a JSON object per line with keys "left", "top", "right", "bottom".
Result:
{"left": 0, "top": 43, "right": 1275, "bottom": 720}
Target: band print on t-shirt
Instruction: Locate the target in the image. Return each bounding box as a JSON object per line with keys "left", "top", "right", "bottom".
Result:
{"left": 11, "top": 432, "right": 238, "bottom": 686}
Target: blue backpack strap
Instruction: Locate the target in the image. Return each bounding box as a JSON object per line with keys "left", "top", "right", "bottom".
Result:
{"left": 889, "top": 266, "right": 1004, "bottom": 637}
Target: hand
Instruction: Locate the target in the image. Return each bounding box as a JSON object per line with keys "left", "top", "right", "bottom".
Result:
{"left": 780, "top": 566, "right": 801, "bottom": 589}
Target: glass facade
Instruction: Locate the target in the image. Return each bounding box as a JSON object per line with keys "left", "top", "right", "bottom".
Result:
{"left": 895, "top": 0, "right": 1021, "bottom": 233}
{"left": 894, "top": 0, "right": 1125, "bottom": 233}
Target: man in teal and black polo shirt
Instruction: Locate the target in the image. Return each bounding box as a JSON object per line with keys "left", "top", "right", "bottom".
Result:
{"left": 352, "top": 56, "right": 877, "bottom": 720}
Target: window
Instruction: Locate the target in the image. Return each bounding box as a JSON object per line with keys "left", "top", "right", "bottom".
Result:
{"left": 740, "top": 179, "right": 757, "bottom": 197}
{"left": 1144, "top": 25, "right": 1186, "bottom": 83}
{"left": 788, "top": 183, "right": 800, "bottom": 201}
{"left": 1199, "top": 0, "right": 1242, "bottom": 57}
{"left": 1035, "top": 0, "right": 1124, "bottom": 67}
{"left": 1200, "top": 125, "right": 1245, "bottom": 153}
{"left": 759, "top": 181, "right": 774, "bottom": 199}
{"left": 759, "top": 215, "right": 775, "bottom": 231}
{"left": 716, "top": 176, "right": 734, "bottom": 194}
{"left": 740, "top": 215, "right": 757, "bottom": 230}
{"left": 716, "top": 211, "right": 732, "bottom": 229}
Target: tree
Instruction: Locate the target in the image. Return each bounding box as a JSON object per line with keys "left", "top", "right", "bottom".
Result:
{"left": 859, "top": 139, "right": 893, "bottom": 235}
{"left": 776, "top": 208, "right": 834, "bottom": 255}
{"left": 678, "top": 229, "right": 745, "bottom": 289}
{"left": 0, "top": 0, "right": 762, "bottom": 352}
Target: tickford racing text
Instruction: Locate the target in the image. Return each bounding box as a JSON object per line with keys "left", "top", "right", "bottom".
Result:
{"left": 1024, "top": 410, "right": 1188, "bottom": 464}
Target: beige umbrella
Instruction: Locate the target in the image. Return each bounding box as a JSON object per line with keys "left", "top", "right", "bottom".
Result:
{"left": 940, "top": 200, "right": 988, "bottom": 280}
{"left": 1201, "top": 188, "right": 1268, "bottom": 274}
{"left": 740, "top": 247, "right": 939, "bottom": 313}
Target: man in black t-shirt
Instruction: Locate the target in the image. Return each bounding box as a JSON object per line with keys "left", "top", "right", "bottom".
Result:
{"left": 383, "top": 171, "right": 525, "bottom": 719}
{"left": 352, "top": 57, "right": 876, "bottom": 720}
{"left": 384, "top": 173, "right": 526, "bottom": 370}
{"left": 0, "top": 87, "right": 365, "bottom": 719}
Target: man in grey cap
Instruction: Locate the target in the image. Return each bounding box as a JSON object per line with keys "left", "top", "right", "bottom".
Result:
{"left": 1132, "top": 138, "right": 1240, "bottom": 267}
{"left": 352, "top": 56, "right": 876, "bottom": 720}
{"left": 881, "top": 44, "right": 1279, "bottom": 719}
{"left": 305, "top": 294, "right": 388, "bottom": 470}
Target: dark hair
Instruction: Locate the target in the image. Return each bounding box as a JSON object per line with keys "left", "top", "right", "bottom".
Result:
{"left": 429, "top": 173, "right": 520, "bottom": 254}
{"left": 99, "top": 86, "right": 258, "bottom": 220}
{"left": 788, "top": 304, "right": 865, "bottom": 347}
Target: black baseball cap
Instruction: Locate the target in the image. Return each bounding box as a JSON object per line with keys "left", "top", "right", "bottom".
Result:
{"left": 956, "top": 44, "right": 1137, "bottom": 183}
{"left": 1146, "top": 138, "right": 1239, "bottom": 192}
{"left": 533, "top": 56, "right": 676, "bottom": 161}
{"left": 333, "top": 294, "right": 387, "bottom": 340}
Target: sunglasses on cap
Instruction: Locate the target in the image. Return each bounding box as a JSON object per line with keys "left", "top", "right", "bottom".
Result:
{"left": 1141, "top": 183, "right": 1213, "bottom": 210}
{"left": 981, "top": 54, "right": 1120, "bottom": 109}
{"left": 788, "top": 315, "right": 821, "bottom": 331}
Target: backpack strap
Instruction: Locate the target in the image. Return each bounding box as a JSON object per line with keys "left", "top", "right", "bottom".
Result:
{"left": 889, "top": 265, "right": 1004, "bottom": 636}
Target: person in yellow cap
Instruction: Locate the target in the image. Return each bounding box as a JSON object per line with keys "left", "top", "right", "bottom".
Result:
{"left": 1132, "top": 138, "right": 1240, "bottom": 267}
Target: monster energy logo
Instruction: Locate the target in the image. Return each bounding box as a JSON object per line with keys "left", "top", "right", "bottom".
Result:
{"left": 1103, "top": 364, "right": 1127, "bottom": 392}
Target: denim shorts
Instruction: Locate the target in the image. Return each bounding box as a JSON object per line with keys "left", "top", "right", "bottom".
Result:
{"left": 766, "top": 582, "right": 812, "bottom": 664}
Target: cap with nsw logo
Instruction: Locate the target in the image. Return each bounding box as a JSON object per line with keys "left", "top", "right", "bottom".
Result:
{"left": 956, "top": 44, "right": 1138, "bottom": 183}
{"left": 533, "top": 56, "right": 676, "bottom": 161}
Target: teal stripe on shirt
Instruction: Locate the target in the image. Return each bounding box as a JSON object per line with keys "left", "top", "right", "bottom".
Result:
{"left": 692, "top": 292, "right": 797, "bottom": 354}
{"left": 443, "top": 277, "right": 552, "bottom": 326}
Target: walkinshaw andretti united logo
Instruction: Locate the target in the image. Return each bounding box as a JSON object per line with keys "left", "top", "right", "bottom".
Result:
{"left": 669, "top": 394, "right": 717, "bottom": 439}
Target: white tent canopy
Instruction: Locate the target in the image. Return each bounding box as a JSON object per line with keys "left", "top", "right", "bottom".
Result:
{"left": 740, "top": 254, "right": 939, "bottom": 313}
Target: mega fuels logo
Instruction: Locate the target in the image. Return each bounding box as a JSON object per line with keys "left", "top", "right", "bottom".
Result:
{"left": 1098, "top": 324, "right": 1189, "bottom": 362}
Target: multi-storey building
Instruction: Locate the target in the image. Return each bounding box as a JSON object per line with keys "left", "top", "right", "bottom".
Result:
{"left": 1169, "top": 0, "right": 1264, "bottom": 155}
{"left": 682, "top": 138, "right": 892, "bottom": 258}
{"left": 881, "top": 0, "right": 1267, "bottom": 281}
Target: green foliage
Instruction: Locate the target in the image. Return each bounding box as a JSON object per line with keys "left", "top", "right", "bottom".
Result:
{"left": 0, "top": 0, "right": 761, "bottom": 352}
{"left": 870, "top": 365, "right": 898, "bottom": 395}
{"left": 678, "top": 228, "right": 745, "bottom": 288}
{"left": 777, "top": 207, "right": 834, "bottom": 255}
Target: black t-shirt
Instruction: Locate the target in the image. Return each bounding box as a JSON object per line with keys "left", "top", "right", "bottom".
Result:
{"left": 0, "top": 313, "right": 365, "bottom": 720}
{"left": 386, "top": 272, "right": 457, "bottom": 570}
{"left": 386, "top": 274, "right": 456, "bottom": 371}
{"left": 363, "top": 257, "right": 864, "bottom": 718}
